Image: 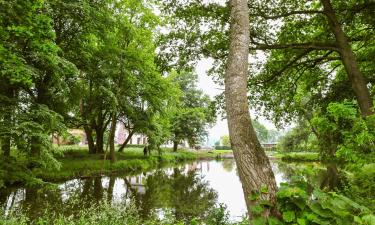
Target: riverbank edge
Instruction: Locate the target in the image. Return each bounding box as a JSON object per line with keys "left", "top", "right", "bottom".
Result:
{"left": 270, "top": 152, "right": 320, "bottom": 162}
{"left": 32, "top": 147, "right": 234, "bottom": 183}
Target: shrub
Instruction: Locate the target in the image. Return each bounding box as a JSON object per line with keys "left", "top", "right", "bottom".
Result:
{"left": 277, "top": 183, "right": 375, "bottom": 225}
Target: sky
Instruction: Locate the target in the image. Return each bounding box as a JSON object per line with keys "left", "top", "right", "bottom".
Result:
{"left": 195, "top": 58, "right": 279, "bottom": 146}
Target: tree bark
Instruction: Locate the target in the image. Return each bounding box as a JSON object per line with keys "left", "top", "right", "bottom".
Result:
{"left": 84, "top": 125, "right": 96, "bottom": 154}
{"left": 173, "top": 140, "right": 178, "bottom": 152}
{"left": 95, "top": 126, "right": 104, "bottom": 154}
{"left": 225, "top": 0, "right": 278, "bottom": 217}
{"left": 321, "top": 0, "right": 373, "bottom": 117}
{"left": 108, "top": 113, "right": 117, "bottom": 163}
{"left": 118, "top": 130, "right": 135, "bottom": 152}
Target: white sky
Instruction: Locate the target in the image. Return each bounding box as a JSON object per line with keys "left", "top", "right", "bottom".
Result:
{"left": 195, "top": 58, "right": 278, "bottom": 145}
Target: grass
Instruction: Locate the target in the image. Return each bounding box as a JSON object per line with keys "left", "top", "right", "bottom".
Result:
{"left": 33, "top": 146, "right": 233, "bottom": 181}
{"left": 275, "top": 152, "right": 320, "bottom": 162}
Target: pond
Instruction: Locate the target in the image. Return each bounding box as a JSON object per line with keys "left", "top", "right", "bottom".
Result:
{"left": 0, "top": 159, "right": 330, "bottom": 222}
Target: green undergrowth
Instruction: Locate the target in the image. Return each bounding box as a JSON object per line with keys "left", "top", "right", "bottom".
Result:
{"left": 31, "top": 146, "right": 231, "bottom": 182}
{"left": 0, "top": 198, "right": 236, "bottom": 225}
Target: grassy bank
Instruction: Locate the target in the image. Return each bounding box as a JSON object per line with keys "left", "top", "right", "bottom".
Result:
{"left": 33, "top": 146, "right": 233, "bottom": 181}
{"left": 272, "top": 152, "right": 320, "bottom": 162}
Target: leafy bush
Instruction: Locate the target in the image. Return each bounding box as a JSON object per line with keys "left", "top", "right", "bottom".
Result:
{"left": 277, "top": 183, "right": 375, "bottom": 225}
{"left": 0, "top": 199, "right": 234, "bottom": 225}
{"left": 345, "top": 163, "right": 375, "bottom": 210}
{"left": 277, "top": 120, "right": 318, "bottom": 153}
{"left": 311, "top": 101, "right": 375, "bottom": 163}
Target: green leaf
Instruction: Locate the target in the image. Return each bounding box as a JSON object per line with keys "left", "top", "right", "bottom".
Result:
{"left": 268, "top": 217, "right": 282, "bottom": 225}
{"left": 251, "top": 217, "right": 267, "bottom": 225}
{"left": 250, "top": 205, "right": 264, "bottom": 215}
{"left": 260, "top": 185, "right": 269, "bottom": 194}
{"left": 361, "top": 215, "right": 375, "bottom": 225}
{"left": 297, "top": 218, "right": 307, "bottom": 225}
{"left": 282, "top": 211, "right": 295, "bottom": 223}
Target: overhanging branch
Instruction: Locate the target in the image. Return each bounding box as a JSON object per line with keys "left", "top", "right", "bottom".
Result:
{"left": 250, "top": 41, "right": 340, "bottom": 52}
{"left": 251, "top": 10, "right": 325, "bottom": 20}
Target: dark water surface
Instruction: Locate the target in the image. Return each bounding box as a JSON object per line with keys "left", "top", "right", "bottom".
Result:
{"left": 0, "top": 159, "right": 329, "bottom": 222}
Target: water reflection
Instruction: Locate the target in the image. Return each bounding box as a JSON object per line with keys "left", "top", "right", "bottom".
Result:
{"left": 0, "top": 159, "right": 343, "bottom": 222}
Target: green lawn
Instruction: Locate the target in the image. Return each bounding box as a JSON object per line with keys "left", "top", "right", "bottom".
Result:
{"left": 273, "top": 152, "right": 320, "bottom": 162}
{"left": 33, "top": 146, "right": 232, "bottom": 181}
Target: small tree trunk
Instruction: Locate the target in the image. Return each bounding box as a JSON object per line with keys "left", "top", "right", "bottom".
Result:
{"left": 225, "top": 0, "right": 278, "bottom": 218}
{"left": 108, "top": 114, "right": 117, "bottom": 163}
{"left": 321, "top": 0, "right": 373, "bottom": 117}
{"left": 173, "top": 141, "right": 178, "bottom": 152}
{"left": 118, "top": 130, "right": 135, "bottom": 152}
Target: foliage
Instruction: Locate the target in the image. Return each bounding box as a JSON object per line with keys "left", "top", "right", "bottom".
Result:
{"left": 169, "top": 71, "right": 216, "bottom": 149}
{"left": 278, "top": 120, "right": 318, "bottom": 152}
{"left": 277, "top": 182, "right": 375, "bottom": 225}
{"left": 220, "top": 135, "right": 231, "bottom": 146}
{"left": 344, "top": 163, "right": 375, "bottom": 210}
{"left": 0, "top": 0, "right": 75, "bottom": 183}
{"left": 311, "top": 101, "right": 375, "bottom": 162}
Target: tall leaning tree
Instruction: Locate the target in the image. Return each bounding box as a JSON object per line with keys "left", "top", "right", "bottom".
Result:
{"left": 225, "top": 0, "right": 278, "bottom": 218}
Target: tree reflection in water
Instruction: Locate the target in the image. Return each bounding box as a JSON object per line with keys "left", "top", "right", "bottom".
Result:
{"left": 124, "top": 167, "right": 218, "bottom": 223}
{"left": 0, "top": 159, "right": 352, "bottom": 223}
{"left": 0, "top": 166, "right": 218, "bottom": 223}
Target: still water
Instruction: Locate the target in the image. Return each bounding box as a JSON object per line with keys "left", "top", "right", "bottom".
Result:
{"left": 0, "top": 159, "right": 326, "bottom": 222}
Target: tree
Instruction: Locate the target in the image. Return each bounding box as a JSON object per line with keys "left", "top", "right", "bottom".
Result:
{"left": 0, "top": 0, "right": 76, "bottom": 169}
{"left": 170, "top": 71, "right": 215, "bottom": 151}
{"left": 252, "top": 120, "right": 269, "bottom": 143}
{"left": 224, "top": 0, "right": 278, "bottom": 218}
{"left": 249, "top": 0, "right": 374, "bottom": 117}
{"left": 220, "top": 135, "right": 230, "bottom": 146}
{"left": 51, "top": 0, "right": 170, "bottom": 156}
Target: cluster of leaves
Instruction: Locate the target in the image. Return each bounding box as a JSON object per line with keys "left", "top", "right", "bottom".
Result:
{"left": 169, "top": 71, "right": 215, "bottom": 150}
{"left": 0, "top": 0, "right": 74, "bottom": 176}
{"left": 278, "top": 121, "right": 319, "bottom": 152}
{"left": 277, "top": 182, "right": 375, "bottom": 225}
{"left": 311, "top": 101, "right": 375, "bottom": 162}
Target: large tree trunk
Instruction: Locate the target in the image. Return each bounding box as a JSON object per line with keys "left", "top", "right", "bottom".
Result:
{"left": 118, "top": 130, "right": 135, "bottom": 152}
{"left": 84, "top": 125, "right": 96, "bottom": 154}
{"left": 80, "top": 99, "right": 96, "bottom": 154}
{"left": 322, "top": 0, "right": 373, "bottom": 117}
{"left": 95, "top": 126, "right": 104, "bottom": 154}
{"left": 225, "top": 0, "right": 278, "bottom": 217}
{"left": 108, "top": 113, "right": 117, "bottom": 163}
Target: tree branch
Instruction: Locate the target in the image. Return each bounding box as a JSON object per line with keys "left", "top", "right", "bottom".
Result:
{"left": 251, "top": 10, "right": 325, "bottom": 20}
{"left": 252, "top": 49, "right": 312, "bottom": 85}
{"left": 250, "top": 41, "right": 340, "bottom": 52}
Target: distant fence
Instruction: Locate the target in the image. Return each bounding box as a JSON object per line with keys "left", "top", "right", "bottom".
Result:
{"left": 261, "top": 143, "right": 278, "bottom": 150}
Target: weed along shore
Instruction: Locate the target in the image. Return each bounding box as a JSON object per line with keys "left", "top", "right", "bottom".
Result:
{"left": 32, "top": 146, "right": 233, "bottom": 182}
